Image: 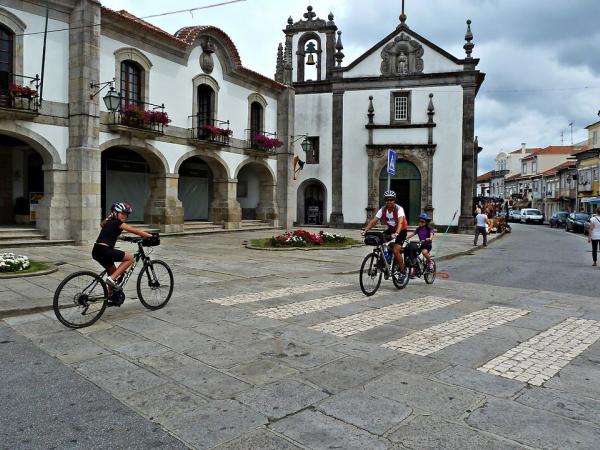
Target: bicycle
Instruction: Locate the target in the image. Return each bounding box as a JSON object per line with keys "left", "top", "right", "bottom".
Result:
{"left": 403, "top": 239, "right": 437, "bottom": 285}
{"left": 53, "top": 235, "right": 174, "bottom": 329}
{"left": 359, "top": 231, "right": 409, "bottom": 296}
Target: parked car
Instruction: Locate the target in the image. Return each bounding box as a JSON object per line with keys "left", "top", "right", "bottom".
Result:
{"left": 520, "top": 208, "right": 544, "bottom": 224}
{"left": 584, "top": 218, "right": 591, "bottom": 235}
{"left": 565, "top": 213, "right": 590, "bottom": 233}
{"left": 549, "top": 211, "right": 569, "bottom": 228}
{"left": 509, "top": 209, "right": 521, "bottom": 222}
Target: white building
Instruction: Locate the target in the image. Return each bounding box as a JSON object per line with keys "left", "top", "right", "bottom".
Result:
{"left": 277, "top": 6, "right": 485, "bottom": 229}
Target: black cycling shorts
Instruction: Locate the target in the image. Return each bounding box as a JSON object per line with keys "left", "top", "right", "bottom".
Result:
{"left": 420, "top": 241, "right": 433, "bottom": 253}
{"left": 384, "top": 229, "right": 408, "bottom": 247}
{"left": 92, "top": 244, "right": 125, "bottom": 270}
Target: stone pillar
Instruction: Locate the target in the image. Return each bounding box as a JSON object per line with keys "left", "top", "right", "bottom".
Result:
{"left": 210, "top": 178, "right": 241, "bottom": 229}
{"left": 330, "top": 90, "right": 344, "bottom": 227}
{"left": 458, "top": 81, "right": 477, "bottom": 232}
{"left": 144, "top": 173, "right": 184, "bottom": 233}
{"left": 256, "top": 182, "right": 279, "bottom": 226}
{"left": 67, "top": 0, "right": 102, "bottom": 244}
{"left": 277, "top": 87, "right": 294, "bottom": 229}
{"left": 37, "top": 164, "right": 70, "bottom": 240}
{"left": 366, "top": 149, "right": 380, "bottom": 222}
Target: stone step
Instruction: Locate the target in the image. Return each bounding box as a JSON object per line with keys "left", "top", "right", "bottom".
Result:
{"left": 0, "top": 239, "right": 74, "bottom": 249}
{"left": 0, "top": 234, "right": 46, "bottom": 241}
{"left": 0, "top": 227, "right": 40, "bottom": 233}
{"left": 163, "top": 225, "right": 277, "bottom": 238}
{"left": 184, "top": 222, "right": 222, "bottom": 230}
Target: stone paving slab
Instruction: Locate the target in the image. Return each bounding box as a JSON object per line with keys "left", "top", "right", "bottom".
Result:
{"left": 434, "top": 365, "right": 525, "bottom": 399}
{"left": 212, "top": 428, "right": 302, "bottom": 450}
{"left": 227, "top": 358, "right": 299, "bottom": 385}
{"left": 269, "top": 410, "right": 388, "bottom": 450}
{"left": 466, "top": 397, "right": 600, "bottom": 449}
{"left": 317, "top": 389, "right": 412, "bottom": 435}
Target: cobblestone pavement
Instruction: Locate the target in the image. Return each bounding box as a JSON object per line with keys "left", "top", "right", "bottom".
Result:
{"left": 2, "top": 225, "right": 600, "bottom": 449}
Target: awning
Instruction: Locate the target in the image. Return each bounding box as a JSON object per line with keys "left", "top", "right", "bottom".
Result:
{"left": 580, "top": 196, "right": 600, "bottom": 203}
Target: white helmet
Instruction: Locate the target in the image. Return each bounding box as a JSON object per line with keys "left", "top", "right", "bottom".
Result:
{"left": 383, "top": 190, "right": 396, "bottom": 199}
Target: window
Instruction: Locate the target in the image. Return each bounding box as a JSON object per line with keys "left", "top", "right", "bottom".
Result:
{"left": 250, "top": 101, "right": 264, "bottom": 138}
{"left": 532, "top": 161, "right": 537, "bottom": 174}
{"left": 593, "top": 131, "right": 598, "bottom": 146}
{"left": 197, "top": 84, "right": 215, "bottom": 128}
{"left": 0, "top": 25, "right": 14, "bottom": 98}
{"left": 594, "top": 167, "right": 599, "bottom": 182}
{"left": 390, "top": 91, "right": 410, "bottom": 123}
{"left": 522, "top": 163, "right": 527, "bottom": 174}
{"left": 120, "top": 60, "right": 142, "bottom": 106}
{"left": 306, "top": 136, "right": 320, "bottom": 164}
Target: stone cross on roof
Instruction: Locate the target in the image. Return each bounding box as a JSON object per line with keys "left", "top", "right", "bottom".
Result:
{"left": 399, "top": 0, "right": 407, "bottom": 25}
{"left": 304, "top": 5, "right": 317, "bottom": 21}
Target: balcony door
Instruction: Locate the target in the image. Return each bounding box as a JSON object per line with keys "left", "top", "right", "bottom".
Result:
{"left": 120, "top": 60, "right": 142, "bottom": 107}
{"left": 0, "top": 25, "right": 14, "bottom": 107}
{"left": 197, "top": 84, "right": 214, "bottom": 130}
{"left": 250, "top": 102, "right": 263, "bottom": 139}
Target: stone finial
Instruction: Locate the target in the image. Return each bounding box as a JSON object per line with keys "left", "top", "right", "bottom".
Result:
{"left": 335, "top": 30, "right": 345, "bottom": 67}
{"left": 367, "top": 95, "right": 375, "bottom": 124}
{"left": 304, "top": 5, "right": 317, "bottom": 21}
{"left": 327, "top": 11, "right": 335, "bottom": 25}
{"left": 275, "top": 43, "right": 284, "bottom": 82}
{"left": 427, "top": 93, "right": 435, "bottom": 123}
{"left": 463, "top": 19, "right": 474, "bottom": 59}
{"left": 399, "top": 0, "right": 407, "bottom": 27}
{"left": 287, "top": 16, "right": 293, "bottom": 25}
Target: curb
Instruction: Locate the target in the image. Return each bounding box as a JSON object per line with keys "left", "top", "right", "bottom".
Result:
{"left": 0, "top": 263, "right": 58, "bottom": 279}
{"left": 244, "top": 242, "right": 364, "bottom": 252}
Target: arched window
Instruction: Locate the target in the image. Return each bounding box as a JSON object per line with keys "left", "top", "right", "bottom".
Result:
{"left": 120, "top": 60, "right": 142, "bottom": 106}
{"left": 250, "top": 101, "right": 263, "bottom": 137}
{"left": 197, "top": 84, "right": 215, "bottom": 128}
{"left": 0, "top": 25, "right": 14, "bottom": 97}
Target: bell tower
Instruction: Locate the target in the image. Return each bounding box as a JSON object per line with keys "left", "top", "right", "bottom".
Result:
{"left": 275, "top": 6, "right": 343, "bottom": 84}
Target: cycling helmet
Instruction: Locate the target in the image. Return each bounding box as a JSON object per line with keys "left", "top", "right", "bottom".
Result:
{"left": 383, "top": 190, "right": 396, "bottom": 199}
{"left": 418, "top": 213, "right": 431, "bottom": 221}
{"left": 111, "top": 202, "right": 133, "bottom": 215}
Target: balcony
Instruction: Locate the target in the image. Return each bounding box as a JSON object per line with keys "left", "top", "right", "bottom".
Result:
{"left": 107, "top": 101, "right": 168, "bottom": 138}
{"left": 245, "top": 129, "right": 283, "bottom": 156}
{"left": 578, "top": 181, "right": 593, "bottom": 193}
{"left": 0, "top": 74, "right": 40, "bottom": 119}
{"left": 559, "top": 188, "right": 576, "bottom": 199}
{"left": 189, "top": 116, "right": 231, "bottom": 146}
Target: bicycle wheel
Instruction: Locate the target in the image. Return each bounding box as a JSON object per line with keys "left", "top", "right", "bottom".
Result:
{"left": 359, "top": 253, "right": 382, "bottom": 296}
{"left": 137, "top": 260, "right": 174, "bottom": 310}
{"left": 391, "top": 260, "right": 410, "bottom": 289}
{"left": 425, "top": 259, "right": 437, "bottom": 284}
{"left": 53, "top": 271, "right": 108, "bottom": 328}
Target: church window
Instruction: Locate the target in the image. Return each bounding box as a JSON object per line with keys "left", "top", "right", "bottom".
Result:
{"left": 306, "top": 136, "right": 320, "bottom": 164}
{"left": 120, "top": 60, "right": 142, "bottom": 106}
{"left": 390, "top": 91, "right": 410, "bottom": 123}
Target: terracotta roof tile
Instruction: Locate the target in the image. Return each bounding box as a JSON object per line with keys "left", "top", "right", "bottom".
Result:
{"left": 477, "top": 171, "right": 494, "bottom": 182}
{"left": 542, "top": 160, "right": 576, "bottom": 176}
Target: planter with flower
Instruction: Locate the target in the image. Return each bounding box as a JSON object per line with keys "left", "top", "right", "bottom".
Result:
{"left": 9, "top": 84, "right": 38, "bottom": 99}
{"left": 200, "top": 123, "right": 233, "bottom": 145}
{"left": 251, "top": 133, "right": 284, "bottom": 153}
{"left": 0, "top": 253, "right": 51, "bottom": 277}
{"left": 249, "top": 229, "right": 360, "bottom": 249}
{"left": 118, "top": 103, "right": 170, "bottom": 133}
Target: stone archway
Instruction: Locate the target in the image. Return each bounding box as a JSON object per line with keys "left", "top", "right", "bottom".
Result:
{"left": 296, "top": 178, "right": 327, "bottom": 226}
{"left": 235, "top": 159, "right": 278, "bottom": 225}
{"left": 378, "top": 161, "right": 421, "bottom": 225}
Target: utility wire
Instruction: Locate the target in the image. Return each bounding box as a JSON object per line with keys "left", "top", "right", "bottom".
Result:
{"left": 15, "top": 0, "right": 247, "bottom": 37}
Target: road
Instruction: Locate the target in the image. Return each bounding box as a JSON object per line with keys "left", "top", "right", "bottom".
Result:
{"left": 443, "top": 222, "right": 598, "bottom": 296}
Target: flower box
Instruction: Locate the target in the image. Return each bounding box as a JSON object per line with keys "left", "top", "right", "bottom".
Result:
{"left": 253, "top": 133, "right": 284, "bottom": 151}
{"left": 202, "top": 124, "right": 233, "bottom": 137}
{"left": 9, "top": 84, "right": 38, "bottom": 99}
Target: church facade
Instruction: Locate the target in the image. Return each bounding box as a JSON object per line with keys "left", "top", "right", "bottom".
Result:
{"left": 0, "top": 1, "right": 483, "bottom": 244}
{"left": 278, "top": 6, "right": 485, "bottom": 229}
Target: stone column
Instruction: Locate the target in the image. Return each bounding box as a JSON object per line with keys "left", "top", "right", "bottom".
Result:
{"left": 366, "top": 149, "right": 381, "bottom": 221}
{"left": 144, "top": 173, "right": 184, "bottom": 233}
{"left": 458, "top": 81, "right": 477, "bottom": 232}
{"left": 256, "top": 181, "right": 279, "bottom": 226}
{"left": 67, "top": 0, "right": 102, "bottom": 244}
{"left": 37, "top": 164, "right": 70, "bottom": 240}
{"left": 330, "top": 89, "right": 344, "bottom": 227}
{"left": 210, "top": 178, "right": 241, "bottom": 229}
{"left": 277, "top": 87, "right": 294, "bottom": 229}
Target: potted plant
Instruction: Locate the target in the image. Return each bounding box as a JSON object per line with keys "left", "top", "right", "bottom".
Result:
{"left": 9, "top": 84, "right": 38, "bottom": 99}
{"left": 253, "top": 133, "right": 284, "bottom": 151}
{"left": 201, "top": 124, "right": 232, "bottom": 139}
{"left": 120, "top": 104, "right": 145, "bottom": 127}
{"left": 14, "top": 197, "right": 31, "bottom": 224}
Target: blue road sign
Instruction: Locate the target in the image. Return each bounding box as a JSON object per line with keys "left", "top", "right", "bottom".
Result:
{"left": 387, "top": 149, "right": 396, "bottom": 175}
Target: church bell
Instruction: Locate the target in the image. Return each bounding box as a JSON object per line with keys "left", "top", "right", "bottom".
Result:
{"left": 306, "top": 53, "right": 316, "bottom": 66}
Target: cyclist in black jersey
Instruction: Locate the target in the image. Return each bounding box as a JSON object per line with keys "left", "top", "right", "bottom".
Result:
{"left": 92, "top": 202, "right": 152, "bottom": 291}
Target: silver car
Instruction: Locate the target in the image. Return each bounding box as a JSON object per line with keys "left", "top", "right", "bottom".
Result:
{"left": 520, "top": 208, "right": 544, "bottom": 224}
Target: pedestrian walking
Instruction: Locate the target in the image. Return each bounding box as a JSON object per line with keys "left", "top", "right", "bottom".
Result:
{"left": 474, "top": 208, "right": 489, "bottom": 247}
{"left": 588, "top": 206, "right": 600, "bottom": 266}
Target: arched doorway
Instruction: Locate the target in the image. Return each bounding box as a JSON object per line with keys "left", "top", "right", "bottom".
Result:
{"left": 178, "top": 156, "right": 213, "bottom": 221}
{"left": 0, "top": 135, "right": 44, "bottom": 224}
{"left": 101, "top": 147, "right": 151, "bottom": 222}
{"left": 236, "top": 161, "right": 277, "bottom": 222}
{"left": 297, "top": 179, "right": 327, "bottom": 225}
{"left": 379, "top": 160, "right": 421, "bottom": 224}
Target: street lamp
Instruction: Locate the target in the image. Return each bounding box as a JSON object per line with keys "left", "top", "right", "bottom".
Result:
{"left": 90, "top": 79, "right": 121, "bottom": 112}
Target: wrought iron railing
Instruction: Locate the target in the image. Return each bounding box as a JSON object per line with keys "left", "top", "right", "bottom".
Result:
{"left": 109, "top": 100, "right": 168, "bottom": 134}
{"left": 0, "top": 74, "right": 40, "bottom": 112}
{"left": 189, "top": 115, "right": 231, "bottom": 146}
{"left": 245, "top": 129, "right": 282, "bottom": 153}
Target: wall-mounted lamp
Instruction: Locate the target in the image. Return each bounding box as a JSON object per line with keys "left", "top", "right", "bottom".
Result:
{"left": 90, "top": 79, "right": 122, "bottom": 112}
{"left": 291, "top": 134, "right": 313, "bottom": 154}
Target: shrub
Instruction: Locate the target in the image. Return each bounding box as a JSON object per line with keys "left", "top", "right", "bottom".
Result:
{"left": 0, "top": 253, "right": 30, "bottom": 272}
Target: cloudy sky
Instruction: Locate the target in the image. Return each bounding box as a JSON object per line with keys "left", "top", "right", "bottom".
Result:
{"left": 100, "top": 0, "right": 600, "bottom": 173}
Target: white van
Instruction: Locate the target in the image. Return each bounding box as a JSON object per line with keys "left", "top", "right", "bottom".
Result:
{"left": 520, "top": 208, "right": 544, "bottom": 224}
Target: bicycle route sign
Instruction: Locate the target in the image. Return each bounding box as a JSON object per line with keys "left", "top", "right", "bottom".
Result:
{"left": 387, "top": 149, "right": 396, "bottom": 176}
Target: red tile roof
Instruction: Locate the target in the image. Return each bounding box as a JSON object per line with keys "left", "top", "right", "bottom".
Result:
{"left": 504, "top": 173, "right": 521, "bottom": 182}
{"left": 542, "top": 160, "right": 575, "bottom": 176}
{"left": 477, "top": 171, "right": 494, "bottom": 182}
{"left": 101, "top": 8, "right": 286, "bottom": 89}
{"left": 522, "top": 145, "right": 575, "bottom": 159}
{"left": 509, "top": 147, "right": 540, "bottom": 155}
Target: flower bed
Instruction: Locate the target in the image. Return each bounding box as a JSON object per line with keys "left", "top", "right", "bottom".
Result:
{"left": 0, "top": 253, "right": 31, "bottom": 272}
{"left": 254, "top": 229, "right": 358, "bottom": 248}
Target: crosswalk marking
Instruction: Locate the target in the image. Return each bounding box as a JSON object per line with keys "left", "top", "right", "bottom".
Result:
{"left": 478, "top": 317, "right": 600, "bottom": 386}
{"left": 254, "top": 292, "right": 371, "bottom": 320}
{"left": 382, "top": 306, "right": 529, "bottom": 356}
{"left": 207, "top": 281, "right": 352, "bottom": 306}
{"left": 309, "top": 296, "right": 460, "bottom": 337}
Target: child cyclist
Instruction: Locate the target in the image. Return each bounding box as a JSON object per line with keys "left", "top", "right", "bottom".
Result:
{"left": 92, "top": 202, "right": 152, "bottom": 291}
{"left": 407, "top": 212, "right": 435, "bottom": 270}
